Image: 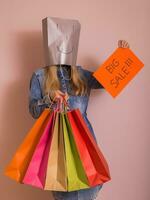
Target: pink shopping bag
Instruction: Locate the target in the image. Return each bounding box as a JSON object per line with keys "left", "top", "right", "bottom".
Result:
{"left": 22, "top": 111, "right": 56, "bottom": 188}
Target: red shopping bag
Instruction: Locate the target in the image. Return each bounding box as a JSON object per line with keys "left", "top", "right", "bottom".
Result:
{"left": 67, "top": 109, "right": 111, "bottom": 186}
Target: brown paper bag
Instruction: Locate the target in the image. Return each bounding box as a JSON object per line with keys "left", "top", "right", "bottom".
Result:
{"left": 44, "top": 112, "right": 67, "bottom": 191}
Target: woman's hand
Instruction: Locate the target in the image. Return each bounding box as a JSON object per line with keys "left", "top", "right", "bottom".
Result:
{"left": 53, "top": 90, "right": 69, "bottom": 103}
{"left": 118, "top": 40, "right": 130, "bottom": 48}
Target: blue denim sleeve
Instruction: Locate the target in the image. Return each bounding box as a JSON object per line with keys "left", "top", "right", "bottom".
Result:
{"left": 78, "top": 66, "right": 104, "bottom": 89}
{"left": 29, "top": 72, "right": 49, "bottom": 119}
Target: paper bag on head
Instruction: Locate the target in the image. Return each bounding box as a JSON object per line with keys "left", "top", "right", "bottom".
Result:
{"left": 42, "top": 17, "right": 81, "bottom": 67}
{"left": 93, "top": 47, "right": 144, "bottom": 98}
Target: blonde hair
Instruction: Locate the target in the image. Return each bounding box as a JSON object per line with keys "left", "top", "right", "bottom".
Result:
{"left": 43, "top": 65, "right": 88, "bottom": 99}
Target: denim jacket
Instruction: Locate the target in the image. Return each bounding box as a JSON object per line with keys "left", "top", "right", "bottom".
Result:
{"left": 29, "top": 65, "right": 104, "bottom": 142}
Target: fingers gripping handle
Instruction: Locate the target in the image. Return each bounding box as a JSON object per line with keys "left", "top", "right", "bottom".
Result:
{"left": 47, "top": 96, "right": 70, "bottom": 112}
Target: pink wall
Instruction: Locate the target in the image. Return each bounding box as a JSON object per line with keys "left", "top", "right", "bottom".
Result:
{"left": 0, "top": 0, "right": 149, "bottom": 199}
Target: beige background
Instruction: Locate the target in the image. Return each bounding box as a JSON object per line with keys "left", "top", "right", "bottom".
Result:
{"left": 0, "top": 0, "right": 149, "bottom": 200}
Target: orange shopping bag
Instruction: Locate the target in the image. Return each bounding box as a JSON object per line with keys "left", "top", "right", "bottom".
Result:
{"left": 93, "top": 47, "right": 144, "bottom": 97}
{"left": 4, "top": 109, "right": 51, "bottom": 182}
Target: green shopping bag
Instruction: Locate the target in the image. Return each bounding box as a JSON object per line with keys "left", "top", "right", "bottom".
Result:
{"left": 61, "top": 113, "right": 90, "bottom": 191}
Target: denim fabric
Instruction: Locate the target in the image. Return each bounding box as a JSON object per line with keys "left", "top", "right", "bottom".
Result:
{"left": 52, "top": 184, "right": 103, "bottom": 200}
{"left": 29, "top": 65, "right": 104, "bottom": 200}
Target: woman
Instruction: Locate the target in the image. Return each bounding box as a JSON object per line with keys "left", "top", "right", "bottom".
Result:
{"left": 29, "top": 40, "right": 130, "bottom": 200}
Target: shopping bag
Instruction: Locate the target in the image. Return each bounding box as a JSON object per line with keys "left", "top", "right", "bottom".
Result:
{"left": 67, "top": 109, "right": 111, "bottom": 186}
{"left": 4, "top": 109, "right": 51, "bottom": 182}
{"left": 22, "top": 111, "right": 55, "bottom": 188}
{"left": 44, "top": 111, "right": 68, "bottom": 191}
{"left": 62, "top": 113, "right": 90, "bottom": 191}
{"left": 4, "top": 96, "right": 111, "bottom": 192}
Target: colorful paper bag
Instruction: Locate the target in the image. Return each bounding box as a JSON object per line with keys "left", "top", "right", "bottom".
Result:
{"left": 4, "top": 109, "right": 51, "bottom": 182}
{"left": 62, "top": 113, "right": 90, "bottom": 191}
{"left": 67, "top": 109, "right": 111, "bottom": 186}
{"left": 4, "top": 98, "right": 111, "bottom": 192}
{"left": 22, "top": 111, "right": 55, "bottom": 188}
{"left": 44, "top": 112, "right": 67, "bottom": 191}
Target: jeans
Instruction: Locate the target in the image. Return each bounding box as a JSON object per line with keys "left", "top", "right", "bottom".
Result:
{"left": 52, "top": 184, "right": 104, "bottom": 200}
